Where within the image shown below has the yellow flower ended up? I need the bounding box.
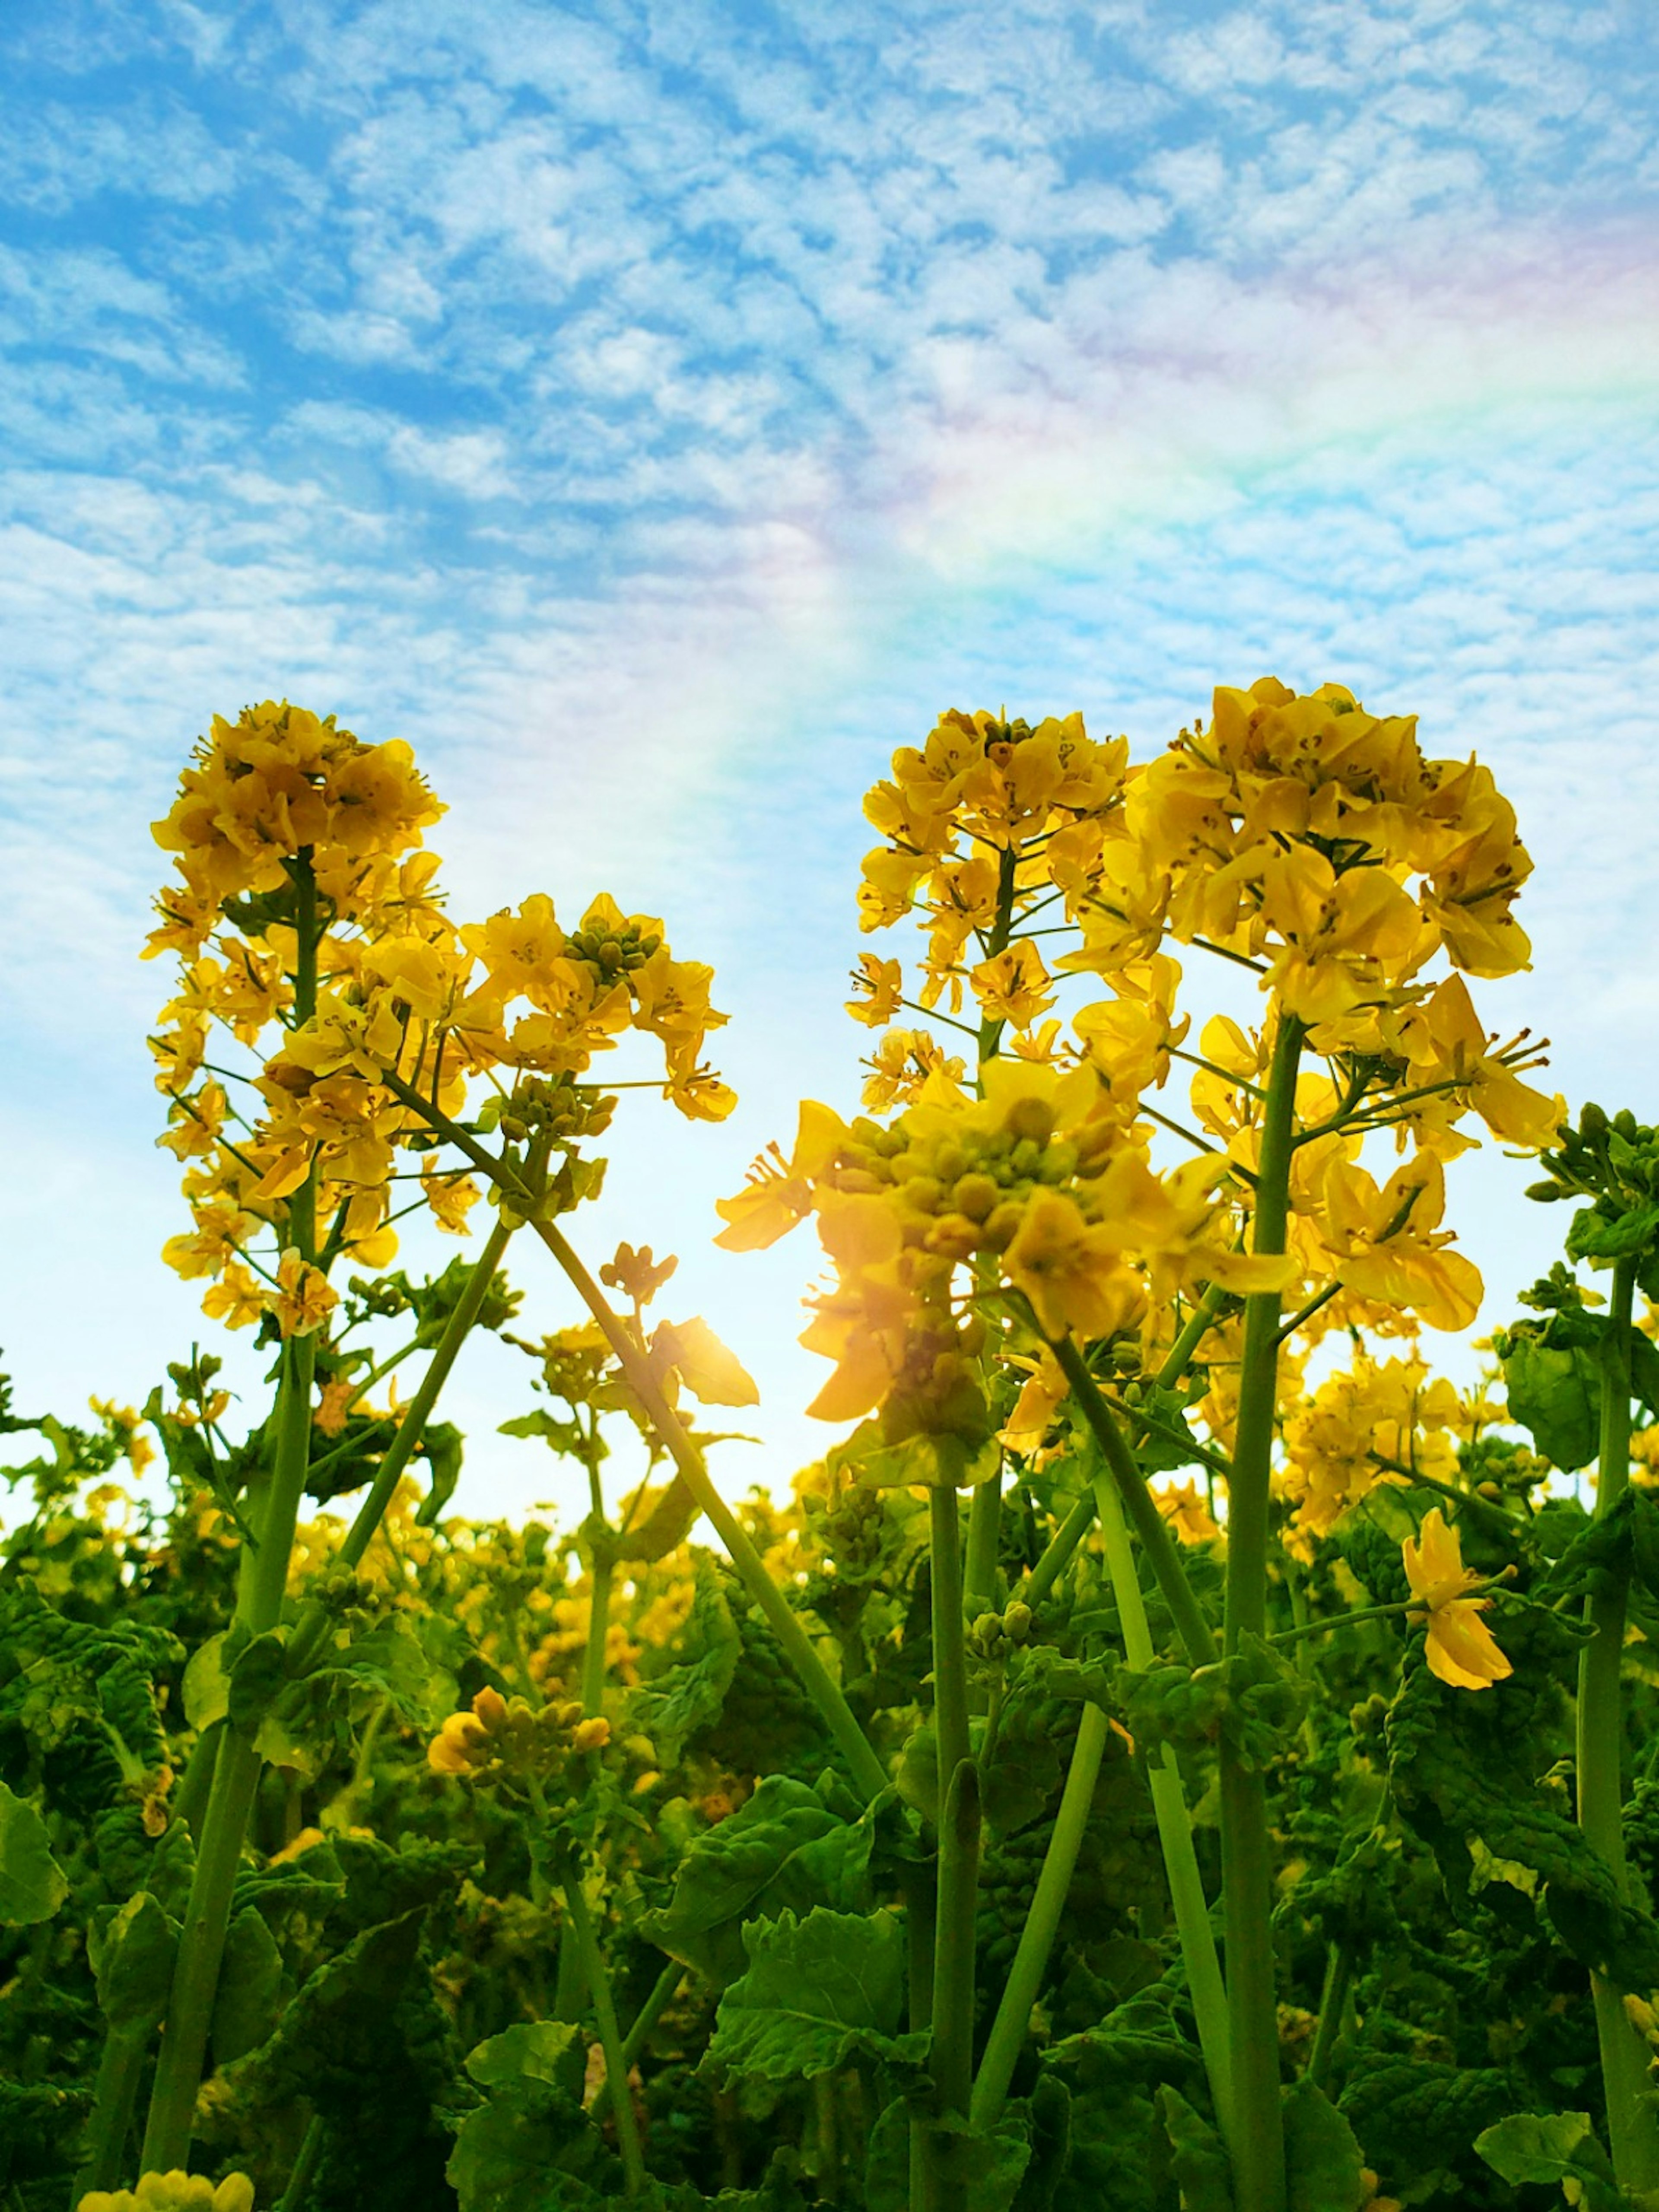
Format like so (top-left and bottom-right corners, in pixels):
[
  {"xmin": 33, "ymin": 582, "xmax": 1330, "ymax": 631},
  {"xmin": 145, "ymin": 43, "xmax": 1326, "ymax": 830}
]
[
  {"xmin": 1155, "ymin": 1479, "xmax": 1220, "ymax": 1545},
  {"xmin": 421, "ymin": 1164, "xmax": 481, "ymax": 1234},
  {"xmin": 969, "ymin": 941, "xmax": 1055, "ymax": 1030},
  {"xmin": 1402, "ymin": 1508, "xmax": 1511, "ymax": 1691},
  {"xmin": 79, "ymin": 2174, "xmax": 255, "ymax": 2212},
  {"xmin": 649, "ymin": 1316, "xmax": 760, "ymax": 1408},
  {"xmin": 859, "ymin": 1029, "xmax": 965, "ymax": 1113},
  {"xmin": 846, "ymin": 954, "xmax": 903, "ymax": 1027},
  {"xmin": 715, "ymin": 1101, "xmax": 849, "ymax": 1252},
  {"xmin": 272, "ymin": 1250, "xmax": 338, "ymax": 1338},
  {"xmin": 1003, "ymin": 1190, "xmax": 1146, "ymax": 1343},
  {"xmin": 1314, "ymin": 1153, "xmax": 1482, "ymax": 1333}
]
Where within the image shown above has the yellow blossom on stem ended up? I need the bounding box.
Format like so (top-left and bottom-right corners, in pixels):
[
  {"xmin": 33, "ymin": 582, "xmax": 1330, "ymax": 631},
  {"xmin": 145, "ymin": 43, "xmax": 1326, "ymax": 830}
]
[
  {"xmin": 846, "ymin": 953, "xmax": 903, "ymax": 1027},
  {"xmin": 1402, "ymin": 1507, "xmax": 1512, "ymax": 1690},
  {"xmin": 1155, "ymin": 1479, "xmax": 1221, "ymax": 1545},
  {"xmin": 273, "ymin": 1250, "xmax": 337, "ymax": 1338}
]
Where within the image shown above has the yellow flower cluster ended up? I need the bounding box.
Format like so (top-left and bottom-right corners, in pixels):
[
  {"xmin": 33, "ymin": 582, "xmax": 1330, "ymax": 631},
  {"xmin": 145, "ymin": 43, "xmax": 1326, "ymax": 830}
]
[
  {"xmin": 718, "ymin": 1058, "xmax": 1289, "ymax": 1431},
  {"xmin": 1402, "ymin": 1507, "xmax": 1512, "ymax": 1691},
  {"xmin": 79, "ymin": 2176, "xmax": 253, "ymax": 2212},
  {"xmin": 1278, "ymin": 1354, "xmax": 1468, "ymax": 1546},
  {"xmin": 149, "ymin": 702, "xmax": 735, "ymax": 1336},
  {"xmin": 427, "ymin": 1684, "xmax": 610, "ymax": 1778},
  {"xmin": 726, "ymin": 680, "xmax": 1560, "ymax": 1490}
]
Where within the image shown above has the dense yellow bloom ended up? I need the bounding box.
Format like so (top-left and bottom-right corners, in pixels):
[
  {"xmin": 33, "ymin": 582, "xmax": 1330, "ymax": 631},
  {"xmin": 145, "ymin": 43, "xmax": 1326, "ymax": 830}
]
[
  {"xmin": 1402, "ymin": 1507, "xmax": 1512, "ymax": 1691},
  {"xmin": 79, "ymin": 2175, "xmax": 254, "ymax": 2212},
  {"xmin": 858, "ymin": 1029, "xmax": 966, "ymax": 1113},
  {"xmin": 1155, "ymin": 1479, "xmax": 1221, "ymax": 1544},
  {"xmin": 1280, "ymin": 1354, "xmax": 1462, "ymax": 1542}
]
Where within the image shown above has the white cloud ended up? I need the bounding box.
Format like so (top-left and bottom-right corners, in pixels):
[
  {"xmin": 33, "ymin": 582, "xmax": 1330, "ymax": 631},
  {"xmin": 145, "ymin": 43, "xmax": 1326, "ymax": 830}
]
[{"xmin": 1, "ymin": 0, "xmax": 1656, "ymax": 1513}]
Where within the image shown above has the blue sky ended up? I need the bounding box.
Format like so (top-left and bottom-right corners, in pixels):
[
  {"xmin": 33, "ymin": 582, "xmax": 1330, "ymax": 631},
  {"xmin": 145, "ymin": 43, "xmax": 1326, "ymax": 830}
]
[{"xmin": 3, "ymin": 0, "xmax": 1657, "ymax": 1521}]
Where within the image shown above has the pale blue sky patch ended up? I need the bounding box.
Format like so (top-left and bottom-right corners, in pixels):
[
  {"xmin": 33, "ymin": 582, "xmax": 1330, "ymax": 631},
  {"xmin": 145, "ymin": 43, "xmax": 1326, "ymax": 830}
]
[{"xmin": 2, "ymin": 0, "xmax": 1656, "ymax": 1520}]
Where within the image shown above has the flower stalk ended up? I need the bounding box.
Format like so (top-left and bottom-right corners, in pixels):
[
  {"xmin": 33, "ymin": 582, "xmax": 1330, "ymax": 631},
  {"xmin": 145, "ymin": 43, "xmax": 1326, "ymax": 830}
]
[
  {"xmin": 1216, "ymin": 1011, "xmax": 1303, "ymax": 2212},
  {"xmin": 1577, "ymin": 1251, "xmax": 1659, "ymax": 2189}
]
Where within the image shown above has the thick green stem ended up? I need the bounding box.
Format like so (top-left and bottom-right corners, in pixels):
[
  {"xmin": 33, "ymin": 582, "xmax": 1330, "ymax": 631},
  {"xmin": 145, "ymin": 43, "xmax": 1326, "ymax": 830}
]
[
  {"xmin": 971, "ymin": 1703, "xmax": 1107, "ymax": 2131},
  {"xmin": 927, "ymin": 1758, "xmax": 982, "ymax": 2212},
  {"xmin": 532, "ymin": 1216, "xmax": 890, "ymax": 1803},
  {"xmin": 564, "ymin": 1873, "xmax": 648, "ymax": 2197},
  {"xmin": 286, "ymin": 1217, "xmax": 515, "ymax": 1675},
  {"xmin": 70, "ymin": 2022, "xmax": 149, "ymax": 2200},
  {"xmin": 1217, "ymin": 1012, "xmax": 1303, "ymax": 2212},
  {"xmin": 142, "ymin": 1317, "xmax": 318, "ymax": 2170},
  {"xmin": 975, "ymin": 842, "xmax": 1020, "ymax": 1069},
  {"xmin": 139, "ymin": 1728, "xmax": 262, "ymax": 2168},
  {"xmin": 1049, "ymin": 1336, "xmax": 1216, "ymax": 1667},
  {"xmin": 963, "ymin": 1471, "xmax": 1002, "ymax": 1621},
  {"xmin": 1578, "ymin": 1253, "xmax": 1659, "ymax": 2188}
]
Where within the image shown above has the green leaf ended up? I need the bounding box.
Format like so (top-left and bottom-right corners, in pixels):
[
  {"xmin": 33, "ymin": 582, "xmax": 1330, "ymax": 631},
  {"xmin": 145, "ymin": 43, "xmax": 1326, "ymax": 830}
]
[
  {"xmin": 1282, "ymin": 2079, "xmax": 1368, "ymax": 2212},
  {"xmin": 626, "ymin": 1562, "xmax": 739, "ymax": 1763},
  {"xmin": 1157, "ymin": 2085, "xmax": 1233, "ymax": 2212},
  {"xmin": 92, "ymin": 1890, "xmax": 175, "ymax": 2031},
  {"xmin": 1501, "ymin": 1335, "xmax": 1601, "ymax": 1471},
  {"xmin": 702, "ymin": 1907, "xmax": 926, "ymax": 2086},
  {"xmin": 211, "ymin": 1905, "xmax": 285, "ymax": 2065},
  {"xmin": 416, "ymin": 1421, "xmax": 464, "ymax": 1525},
  {"xmin": 448, "ymin": 2020, "xmax": 619, "ymax": 2211},
  {"xmin": 864, "ymin": 2100, "xmax": 1034, "ymax": 2212},
  {"xmin": 616, "ymin": 1472, "xmax": 702, "ymax": 1564},
  {"xmin": 229, "ymin": 1629, "xmax": 289, "ymax": 1736},
  {"xmin": 465, "ymin": 2020, "xmax": 585, "ymax": 2094},
  {"xmin": 830, "ymin": 1424, "xmax": 1000, "ymax": 1491},
  {"xmin": 1475, "ymin": 2110, "xmax": 1619, "ymax": 2208},
  {"xmin": 0, "ymin": 1780, "xmax": 67, "ymax": 1926},
  {"xmin": 1569, "ymin": 1199, "xmax": 1659, "ymax": 1263},
  {"xmin": 183, "ymin": 1631, "xmax": 232, "ymax": 1732},
  {"xmin": 639, "ymin": 1776, "xmax": 849, "ymax": 1987}
]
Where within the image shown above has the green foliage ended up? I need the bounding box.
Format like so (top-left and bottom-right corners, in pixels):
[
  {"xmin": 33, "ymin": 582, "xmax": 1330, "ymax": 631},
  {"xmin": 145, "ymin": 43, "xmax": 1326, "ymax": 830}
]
[
  {"xmin": 627, "ymin": 1562, "xmax": 741, "ymax": 1762},
  {"xmin": 702, "ymin": 1906, "xmax": 926, "ymax": 2087},
  {"xmin": 0, "ymin": 1780, "xmax": 67, "ymax": 1925},
  {"xmin": 1475, "ymin": 2110, "xmax": 1621, "ymax": 2209}
]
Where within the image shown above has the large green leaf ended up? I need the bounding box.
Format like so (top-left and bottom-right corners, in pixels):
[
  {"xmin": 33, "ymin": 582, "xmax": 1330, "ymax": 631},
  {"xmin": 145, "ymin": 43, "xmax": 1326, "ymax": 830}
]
[
  {"xmin": 1500, "ymin": 1336, "xmax": 1601, "ymax": 1471},
  {"xmin": 702, "ymin": 1906, "xmax": 926, "ymax": 2086},
  {"xmin": 864, "ymin": 2099, "xmax": 1033, "ymax": 2212},
  {"xmin": 92, "ymin": 1890, "xmax": 175, "ymax": 2030},
  {"xmin": 1157, "ymin": 2086, "xmax": 1233, "ymax": 2212},
  {"xmin": 0, "ymin": 1781, "xmax": 67, "ymax": 1926},
  {"xmin": 1475, "ymin": 2111, "xmax": 1619, "ymax": 2209},
  {"xmin": 1283, "ymin": 2079, "xmax": 1368, "ymax": 2212},
  {"xmin": 639, "ymin": 1774, "xmax": 845, "ymax": 1984}
]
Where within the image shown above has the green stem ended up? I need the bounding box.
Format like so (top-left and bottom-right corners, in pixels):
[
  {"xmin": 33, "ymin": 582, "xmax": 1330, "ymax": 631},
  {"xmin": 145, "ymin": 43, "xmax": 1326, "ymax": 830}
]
[
  {"xmin": 963, "ymin": 1470, "xmax": 1003, "ymax": 1621},
  {"xmin": 620, "ymin": 1958, "xmax": 684, "ymax": 2074},
  {"xmin": 1578, "ymin": 1252, "xmax": 1659, "ymax": 2189},
  {"xmin": 1217, "ymin": 1011, "xmax": 1303, "ymax": 2212},
  {"xmin": 138, "ymin": 1729, "xmax": 263, "ymax": 2168},
  {"xmin": 532, "ymin": 1216, "xmax": 890, "ymax": 1804},
  {"xmin": 1306, "ymin": 1942, "xmax": 1353, "ymax": 2093},
  {"xmin": 976, "ymin": 842, "xmax": 1020, "ymax": 1069},
  {"xmin": 1049, "ymin": 1336, "xmax": 1216, "ymax": 1667},
  {"xmin": 1019, "ymin": 1490, "xmax": 1095, "ymax": 1610},
  {"xmin": 70, "ymin": 2023, "xmax": 149, "ymax": 2201},
  {"xmin": 927, "ymin": 1757, "xmax": 982, "ymax": 2212},
  {"xmin": 931, "ymin": 1486, "xmax": 971, "ymax": 1785},
  {"xmin": 563, "ymin": 1872, "xmax": 648, "ymax": 2197},
  {"xmin": 1094, "ymin": 1465, "xmax": 1233, "ymax": 2142},
  {"xmin": 141, "ymin": 1318, "xmax": 318, "ymax": 2169},
  {"xmin": 556, "ymin": 1537, "xmax": 616, "ymax": 2023},
  {"xmin": 970, "ymin": 1703, "xmax": 1108, "ymax": 2132},
  {"xmin": 278, "ymin": 2113, "xmax": 326, "ymax": 2212},
  {"xmin": 287, "ymin": 1218, "xmax": 515, "ymax": 1676},
  {"xmin": 581, "ymin": 1547, "xmax": 616, "ymax": 1718},
  {"xmin": 1157, "ymin": 1286, "xmax": 1228, "ymax": 1389}
]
